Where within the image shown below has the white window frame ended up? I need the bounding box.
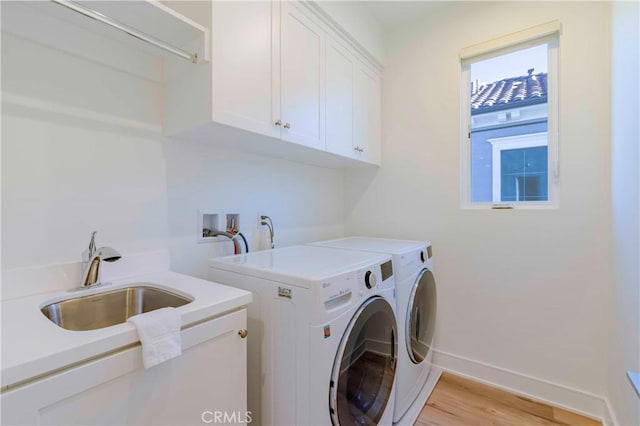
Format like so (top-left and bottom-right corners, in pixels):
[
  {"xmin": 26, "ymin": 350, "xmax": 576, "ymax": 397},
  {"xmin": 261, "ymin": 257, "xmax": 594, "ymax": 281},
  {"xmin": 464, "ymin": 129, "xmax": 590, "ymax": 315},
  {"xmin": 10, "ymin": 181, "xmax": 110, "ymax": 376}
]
[
  {"xmin": 460, "ymin": 21, "xmax": 561, "ymax": 209},
  {"xmin": 487, "ymin": 132, "xmax": 548, "ymax": 202}
]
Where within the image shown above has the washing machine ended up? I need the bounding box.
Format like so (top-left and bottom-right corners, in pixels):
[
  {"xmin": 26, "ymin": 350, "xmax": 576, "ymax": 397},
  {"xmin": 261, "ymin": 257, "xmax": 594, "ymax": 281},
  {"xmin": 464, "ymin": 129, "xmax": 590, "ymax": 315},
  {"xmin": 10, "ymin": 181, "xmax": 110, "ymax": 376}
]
[
  {"xmin": 308, "ymin": 238, "xmax": 439, "ymax": 425},
  {"xmin": 208, "ymin": 245, "xmax": 398, "ymax": 426}
]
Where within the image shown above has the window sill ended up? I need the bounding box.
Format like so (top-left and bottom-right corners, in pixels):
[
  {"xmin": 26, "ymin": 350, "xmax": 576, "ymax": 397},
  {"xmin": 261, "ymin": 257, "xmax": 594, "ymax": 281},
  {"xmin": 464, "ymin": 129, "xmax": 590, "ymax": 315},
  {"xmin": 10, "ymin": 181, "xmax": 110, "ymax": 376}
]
[{"xmin": 461, "ymin": 202, "xmax": 558, "ymax": 210}]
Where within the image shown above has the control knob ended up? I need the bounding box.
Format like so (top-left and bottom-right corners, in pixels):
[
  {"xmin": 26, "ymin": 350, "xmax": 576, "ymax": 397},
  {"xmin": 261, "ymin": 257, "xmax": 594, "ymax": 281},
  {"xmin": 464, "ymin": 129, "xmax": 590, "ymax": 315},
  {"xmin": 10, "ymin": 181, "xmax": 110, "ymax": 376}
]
[{"xmin": 364, "ymin": 271, "xmax": 377, "ymax": 289}]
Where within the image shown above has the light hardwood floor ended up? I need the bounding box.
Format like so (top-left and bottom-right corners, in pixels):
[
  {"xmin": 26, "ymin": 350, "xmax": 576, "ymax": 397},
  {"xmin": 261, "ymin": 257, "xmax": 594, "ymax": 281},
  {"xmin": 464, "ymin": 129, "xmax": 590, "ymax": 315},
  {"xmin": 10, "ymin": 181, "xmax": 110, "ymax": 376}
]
[{"xmin": 415, "ymin": 373, "xmax": 602, "ymax": 426}]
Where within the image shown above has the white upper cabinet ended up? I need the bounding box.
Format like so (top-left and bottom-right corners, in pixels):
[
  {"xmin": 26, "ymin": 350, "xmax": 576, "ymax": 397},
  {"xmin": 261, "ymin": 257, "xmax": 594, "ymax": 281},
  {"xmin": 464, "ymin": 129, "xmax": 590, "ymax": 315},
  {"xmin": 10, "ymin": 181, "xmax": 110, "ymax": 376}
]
[
  {"xmin": 325, "ymin": 35, "xmax": 382, "ymax": 165},
  {"xmin": 2, "ymin": 0, "xmax": 381, "ymax": 166},
  {"xmin": 164, "ymin": 1, "xmax": 382, "ymax": 167},
  {"xmin": 325, "ymin": 36, "xmax": 356, "ymax": 159},
  {"xmin": 354, "ymin": 65, "xmax": 382, "ymax": 165},
  {"xmin": 211, "ymin": 1, "xmax": 279, "ymax": 139},
  {"xmin": 279, "ymin": 2, "xmax": 325, "ymax": 150}
]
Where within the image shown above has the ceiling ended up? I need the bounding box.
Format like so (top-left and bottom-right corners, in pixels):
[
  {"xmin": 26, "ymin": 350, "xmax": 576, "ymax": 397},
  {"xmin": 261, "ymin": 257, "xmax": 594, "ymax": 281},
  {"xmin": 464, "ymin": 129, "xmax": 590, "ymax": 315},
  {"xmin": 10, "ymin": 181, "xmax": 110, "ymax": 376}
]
[{"xmin": 362, "ymin": 1, "xmax": 452, "ymax": 31}]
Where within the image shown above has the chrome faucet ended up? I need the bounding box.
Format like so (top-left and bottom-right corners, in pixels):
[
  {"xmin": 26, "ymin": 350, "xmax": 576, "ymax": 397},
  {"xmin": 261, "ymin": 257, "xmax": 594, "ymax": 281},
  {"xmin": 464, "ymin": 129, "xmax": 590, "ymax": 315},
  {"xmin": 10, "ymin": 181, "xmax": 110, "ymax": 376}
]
[{"xmin": 81, "ymin": 231, "xmax": 121, "ymax": 288}]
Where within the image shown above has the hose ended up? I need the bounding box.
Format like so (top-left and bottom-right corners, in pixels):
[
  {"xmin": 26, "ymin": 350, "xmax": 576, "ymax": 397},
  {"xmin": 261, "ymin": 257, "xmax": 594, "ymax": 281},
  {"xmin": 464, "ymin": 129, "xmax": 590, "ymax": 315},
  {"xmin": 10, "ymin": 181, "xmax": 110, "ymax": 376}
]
[
  {"xmin": 237, "ymin": 232, "xmax": 249, "ymax": 253},
  {"xmin": 208, "ymin": 230, "xmax": 242, "ymax": 254}
]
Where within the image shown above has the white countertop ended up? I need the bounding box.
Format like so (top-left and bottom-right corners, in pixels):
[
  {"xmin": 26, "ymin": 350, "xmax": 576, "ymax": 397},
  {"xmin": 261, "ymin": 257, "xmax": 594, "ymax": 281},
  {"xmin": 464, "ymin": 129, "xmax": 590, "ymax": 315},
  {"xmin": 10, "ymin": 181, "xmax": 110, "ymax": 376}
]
[{"xmin": 1, "ymin": 270, "xmax": 251, "ymax": 389}]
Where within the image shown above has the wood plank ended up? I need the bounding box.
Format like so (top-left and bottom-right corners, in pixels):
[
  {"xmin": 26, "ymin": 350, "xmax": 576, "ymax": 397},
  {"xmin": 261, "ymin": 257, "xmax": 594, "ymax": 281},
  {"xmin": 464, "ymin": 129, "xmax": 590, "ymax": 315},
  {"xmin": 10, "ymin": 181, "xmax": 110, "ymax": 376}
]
[
  {"xmin": 416, "ymin": 372, "xmax": 601, "ymax": 426},
  {"xmin": 552, "ymin": 407, "xmax": 601, "ymax": 426},
  {"xmin": 437, "ymin": 373, "xmax": 555, "ymax": 421}
]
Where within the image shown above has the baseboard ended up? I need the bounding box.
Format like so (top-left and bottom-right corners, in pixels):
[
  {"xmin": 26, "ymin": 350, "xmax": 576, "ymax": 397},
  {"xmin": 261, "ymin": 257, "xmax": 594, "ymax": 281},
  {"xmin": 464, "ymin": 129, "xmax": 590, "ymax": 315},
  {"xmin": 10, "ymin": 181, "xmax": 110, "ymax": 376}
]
[
  {"xmin": 432, "ymin": 349, "xmax": 607, "ymax": 422},
  {"xmin": 602, "ymin": 397, "xmax": 620, "ymax": 426}
]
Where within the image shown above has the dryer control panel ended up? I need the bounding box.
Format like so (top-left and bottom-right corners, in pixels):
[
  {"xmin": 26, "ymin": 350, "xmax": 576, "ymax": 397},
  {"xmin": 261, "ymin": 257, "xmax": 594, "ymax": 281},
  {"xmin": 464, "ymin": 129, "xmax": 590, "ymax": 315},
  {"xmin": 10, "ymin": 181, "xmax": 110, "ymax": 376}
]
[{"xmin": 396, "ymin": 245, "xmax": 433, "ymax": 281}]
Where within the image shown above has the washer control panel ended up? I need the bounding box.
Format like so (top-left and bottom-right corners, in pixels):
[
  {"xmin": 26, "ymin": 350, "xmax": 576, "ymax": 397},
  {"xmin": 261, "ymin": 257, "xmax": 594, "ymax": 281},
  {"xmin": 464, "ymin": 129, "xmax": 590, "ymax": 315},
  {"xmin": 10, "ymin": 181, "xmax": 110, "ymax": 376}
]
[
  {"xmin": 321, "ymin": 276, "xmax": 353, "ymax": 306},
  {"xmin": 380, "ymin": 259, "xmax": 393, "ymax": 281},
  {"xmin": 358, "ymin": 260, "xmax": 393, "ymax": 293},
  {"xmin": 364, "ymin": 270, "xmax": 377, "ymax": 289},
  {"xmin": 316, "ymin": 256, "xmax": 394, "ymax": 320}
]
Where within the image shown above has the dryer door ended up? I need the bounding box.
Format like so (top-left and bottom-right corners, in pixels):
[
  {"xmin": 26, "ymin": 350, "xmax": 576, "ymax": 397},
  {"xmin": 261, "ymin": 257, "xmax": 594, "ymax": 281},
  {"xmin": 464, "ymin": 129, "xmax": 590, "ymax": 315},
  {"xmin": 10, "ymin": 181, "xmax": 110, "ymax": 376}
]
[
  {"xmin": 406, "ymin": 269, "xmax": 437, "ymax": 364},
  {"xmin": 329, "ymin": 296, "xmax": 397, "ymax": 426}
]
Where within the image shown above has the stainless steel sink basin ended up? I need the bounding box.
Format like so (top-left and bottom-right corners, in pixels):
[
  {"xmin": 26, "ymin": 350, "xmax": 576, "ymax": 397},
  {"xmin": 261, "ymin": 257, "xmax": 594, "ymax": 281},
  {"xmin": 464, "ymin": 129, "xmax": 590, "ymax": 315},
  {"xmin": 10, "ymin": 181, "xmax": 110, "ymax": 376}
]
[{"xmin": 41, "ymin": 285, "xmax": 193, "ymax": 331}]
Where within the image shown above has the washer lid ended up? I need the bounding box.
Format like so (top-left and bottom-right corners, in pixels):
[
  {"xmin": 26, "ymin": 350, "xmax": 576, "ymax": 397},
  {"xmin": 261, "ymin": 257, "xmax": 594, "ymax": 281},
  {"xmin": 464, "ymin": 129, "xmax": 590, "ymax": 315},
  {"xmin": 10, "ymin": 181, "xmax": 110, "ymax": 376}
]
[
  {"xmin": 330, "ymin": 296, "xmax": 397, "ymax": 425},
  {"xmin": 207, "ymin": 245, "xmax": 390, "ymax": 288},
  {"xmin": 407, "ymin": 269, "xmax": 437, "ymax": 364}
]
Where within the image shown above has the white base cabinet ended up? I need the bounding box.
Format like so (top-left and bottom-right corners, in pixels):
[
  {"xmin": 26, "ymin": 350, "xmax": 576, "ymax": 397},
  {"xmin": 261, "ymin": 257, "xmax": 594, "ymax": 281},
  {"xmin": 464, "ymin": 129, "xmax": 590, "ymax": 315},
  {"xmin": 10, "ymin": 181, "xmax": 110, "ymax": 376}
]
[{"xmin": 1, "ymin": 309, "xmax": 247, "ymax": 426}]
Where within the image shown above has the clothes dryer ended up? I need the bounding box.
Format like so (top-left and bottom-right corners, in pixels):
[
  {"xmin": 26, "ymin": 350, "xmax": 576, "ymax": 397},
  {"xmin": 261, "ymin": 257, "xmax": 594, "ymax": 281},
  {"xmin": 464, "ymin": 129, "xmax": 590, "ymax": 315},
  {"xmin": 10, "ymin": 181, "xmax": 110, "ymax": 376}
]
[
  {"xmin": 308, "ymin": 238, "xmax": 439, "ymax": 425},
  {"xmin": 208, "ymin": 245, "xmax": 398, "ymax": 425}
]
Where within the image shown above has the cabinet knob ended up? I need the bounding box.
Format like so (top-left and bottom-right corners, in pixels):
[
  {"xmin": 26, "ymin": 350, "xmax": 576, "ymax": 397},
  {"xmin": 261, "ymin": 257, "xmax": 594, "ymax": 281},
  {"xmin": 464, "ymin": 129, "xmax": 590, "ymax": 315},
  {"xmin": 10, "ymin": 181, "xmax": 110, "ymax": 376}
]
[
  {"xmin": 283, "ymin": 122, "xmax": 291, "ymax": 129},
  {"xmin": 238, "ymin": 329, "xmax": 248, "ymax": 339},
  {"xmin": 274, "ymin": 120, "xmax": 282, "ymax": 127},
  {"xmin": 353, "ymin": 146, "xmax": 364, "ymax": 153}
]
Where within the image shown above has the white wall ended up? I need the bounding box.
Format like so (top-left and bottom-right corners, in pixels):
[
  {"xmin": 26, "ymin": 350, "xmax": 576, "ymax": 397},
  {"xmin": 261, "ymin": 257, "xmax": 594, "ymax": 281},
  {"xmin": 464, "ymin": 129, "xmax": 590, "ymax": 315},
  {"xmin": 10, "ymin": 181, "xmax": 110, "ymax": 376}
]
[
  {"xmin": 159, "ymin": 0, "xmax": 349, "ymax": 280},
  {"xmin": 609, "ymin": 2, "xmax": 640, "ymax": 424},
  {"xmin": 315, "ymin": 1, "xmax": 385, "ymax": 64},
  {"xmin": 345, "ymin": 1, "xmax": 611, "ymax": 416},
  {"xmin": 1, "ymin": 34, "xmax": 168, "ymax": 270},
  {"xmin": 165, "ymin": 138, "xmax": 345, "ymax": 279},
  {"xmin": 1, "ymin": 35, "xmax": 346, "ymax": 287}
]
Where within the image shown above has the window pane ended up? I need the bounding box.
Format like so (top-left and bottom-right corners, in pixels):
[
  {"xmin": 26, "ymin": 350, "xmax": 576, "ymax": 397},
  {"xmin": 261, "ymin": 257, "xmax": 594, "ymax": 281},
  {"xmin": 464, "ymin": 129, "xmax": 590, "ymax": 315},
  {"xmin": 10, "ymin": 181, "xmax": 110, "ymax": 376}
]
[
  {"xmin": 500, "ymin": 147, "xmax": 548, "ymax": 201},
  {"xmin": 469, "ymin": 44, "xmax": 549, "ymax": 203}
]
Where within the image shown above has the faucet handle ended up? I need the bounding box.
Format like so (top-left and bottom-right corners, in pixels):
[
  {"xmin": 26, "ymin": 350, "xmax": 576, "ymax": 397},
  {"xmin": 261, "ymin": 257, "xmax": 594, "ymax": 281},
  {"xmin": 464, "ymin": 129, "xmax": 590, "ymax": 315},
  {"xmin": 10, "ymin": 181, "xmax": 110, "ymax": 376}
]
[{"xmin": 82, "ymin": 231, "xmax": 97, "ymax": 262}]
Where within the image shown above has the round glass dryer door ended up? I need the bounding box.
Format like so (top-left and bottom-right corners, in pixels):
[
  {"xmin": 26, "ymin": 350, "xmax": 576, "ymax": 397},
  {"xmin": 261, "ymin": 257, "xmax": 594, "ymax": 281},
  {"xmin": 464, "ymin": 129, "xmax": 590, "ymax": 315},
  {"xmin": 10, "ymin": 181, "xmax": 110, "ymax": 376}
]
[
  {"xmin": 330, "ymin": 296, "xmax": 397, "ymax": 426},
  {"xmin": 407, "ymin": 269, "xmax": 437, "ymax": 364}
]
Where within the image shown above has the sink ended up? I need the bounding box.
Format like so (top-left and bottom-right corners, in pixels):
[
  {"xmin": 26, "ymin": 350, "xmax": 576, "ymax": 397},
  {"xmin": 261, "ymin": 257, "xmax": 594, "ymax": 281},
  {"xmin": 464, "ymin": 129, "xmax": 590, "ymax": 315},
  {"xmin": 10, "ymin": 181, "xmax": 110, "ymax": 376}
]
[{"xmin": 41, "ymin": 285, "xmax": 193, "ymax": 331}]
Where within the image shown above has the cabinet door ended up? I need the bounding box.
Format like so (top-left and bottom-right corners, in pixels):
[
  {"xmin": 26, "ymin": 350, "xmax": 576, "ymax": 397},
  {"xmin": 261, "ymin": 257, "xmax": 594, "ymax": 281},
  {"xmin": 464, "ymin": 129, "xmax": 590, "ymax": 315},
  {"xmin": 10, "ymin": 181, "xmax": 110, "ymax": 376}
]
[
  {"xmin": 354, "ymin": 64, "xmax": 382, "ymax": 165},
  {"xmin": 1, "ymin": 310, "xmax": 247, "ymax": 426},
  {"xmin": 279, "ymin": 2, "xmax": 325, "ymax": 150},
  {"xmin": 211, "ymin": 2, "xmax": 280, "ymax": 138},
  {"xmin": 325, "ymin": 36, "xmax": 356, "ymax": 158}
]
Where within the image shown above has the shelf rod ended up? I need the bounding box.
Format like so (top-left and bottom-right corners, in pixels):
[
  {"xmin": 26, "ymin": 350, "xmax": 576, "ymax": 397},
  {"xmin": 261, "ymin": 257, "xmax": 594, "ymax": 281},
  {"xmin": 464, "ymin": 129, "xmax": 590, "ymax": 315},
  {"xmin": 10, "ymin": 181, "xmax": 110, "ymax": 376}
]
[{"xmin": 49, "ymin": 0, "xmax": 199, "ymax": 64}]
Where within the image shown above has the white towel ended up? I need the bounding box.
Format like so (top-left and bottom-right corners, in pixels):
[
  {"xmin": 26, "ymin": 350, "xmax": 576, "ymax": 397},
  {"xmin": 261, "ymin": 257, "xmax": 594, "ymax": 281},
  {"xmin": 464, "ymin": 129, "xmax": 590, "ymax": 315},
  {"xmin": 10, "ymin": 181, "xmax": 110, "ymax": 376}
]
[{"xmin": 127, "ymin": 307, "xmax": 182, "ymax": 369}]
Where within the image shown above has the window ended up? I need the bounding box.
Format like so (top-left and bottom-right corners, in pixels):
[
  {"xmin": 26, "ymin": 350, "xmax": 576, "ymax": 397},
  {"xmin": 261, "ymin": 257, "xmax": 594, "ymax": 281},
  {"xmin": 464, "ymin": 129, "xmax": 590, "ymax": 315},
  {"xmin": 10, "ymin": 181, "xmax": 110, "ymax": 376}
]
[{"xmin": 460, "ymin": 22, "xmax": 560, "ymax": 208}]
